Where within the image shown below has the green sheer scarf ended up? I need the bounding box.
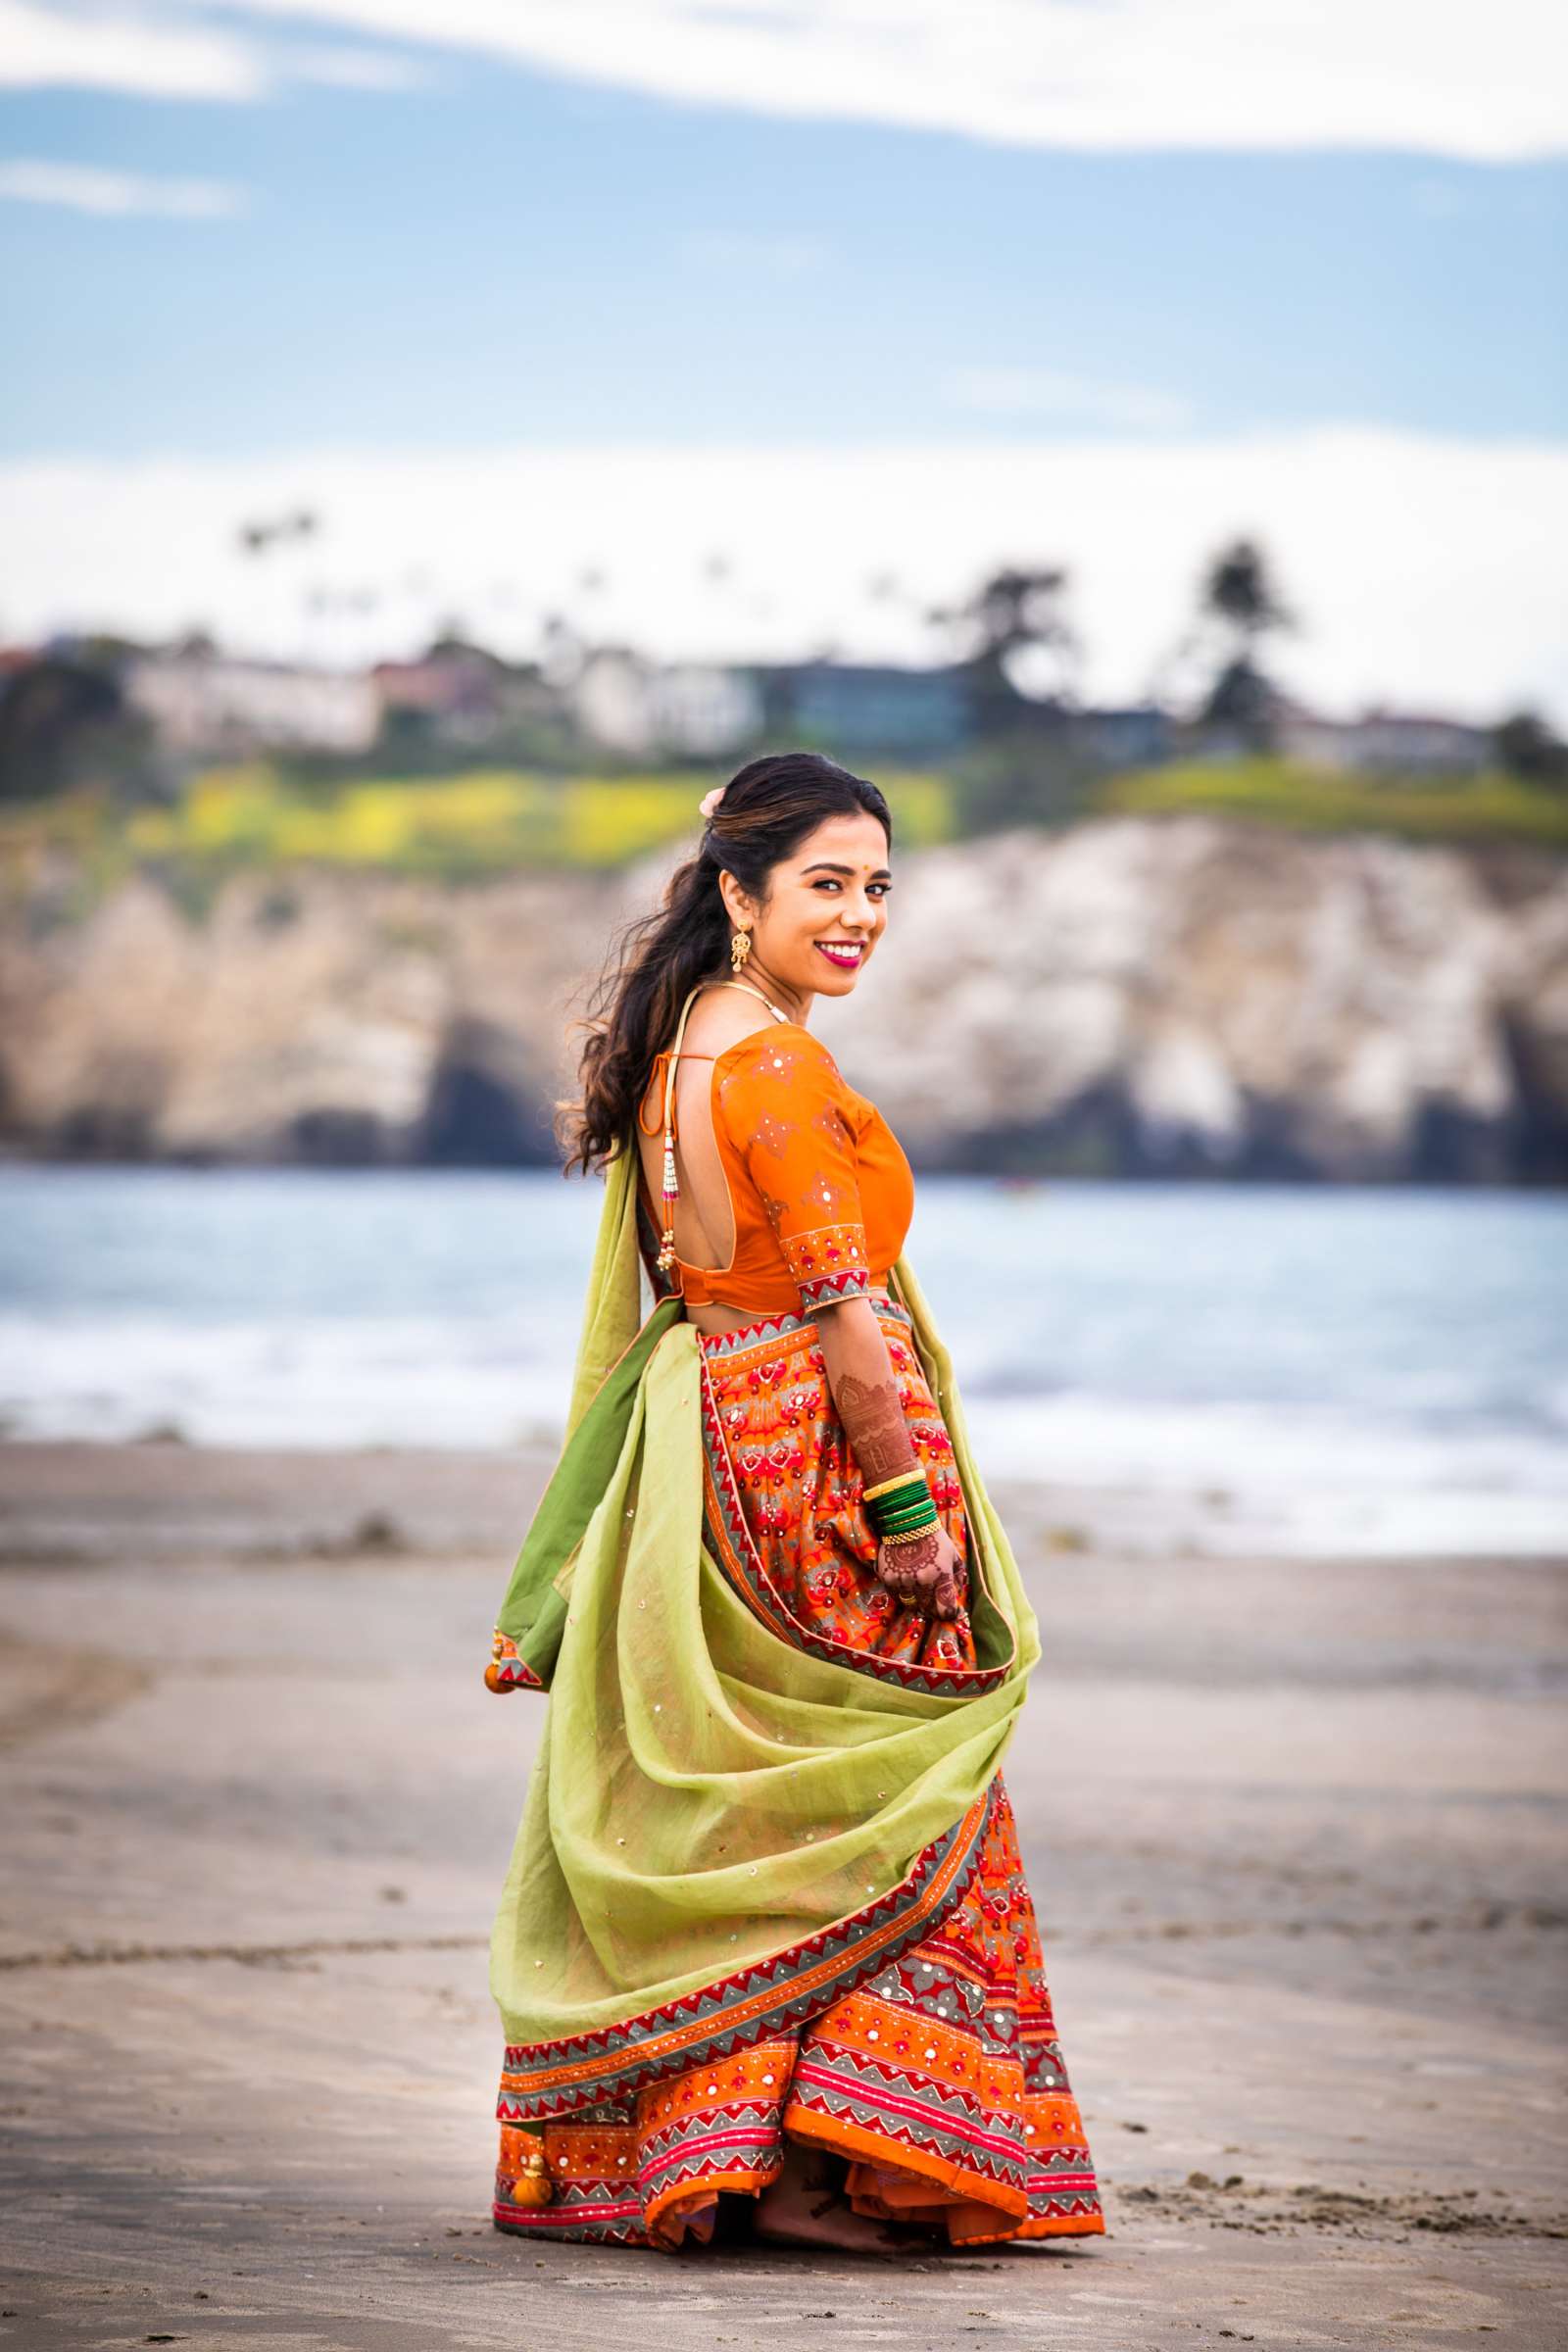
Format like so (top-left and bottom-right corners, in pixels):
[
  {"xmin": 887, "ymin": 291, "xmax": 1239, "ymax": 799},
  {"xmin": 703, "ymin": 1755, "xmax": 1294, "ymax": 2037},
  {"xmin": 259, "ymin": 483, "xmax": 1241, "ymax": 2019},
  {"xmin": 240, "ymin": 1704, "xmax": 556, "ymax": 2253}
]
[{"xmin": 489, "ymin": 1146, "xmax": 1041, "ymax": 2050}]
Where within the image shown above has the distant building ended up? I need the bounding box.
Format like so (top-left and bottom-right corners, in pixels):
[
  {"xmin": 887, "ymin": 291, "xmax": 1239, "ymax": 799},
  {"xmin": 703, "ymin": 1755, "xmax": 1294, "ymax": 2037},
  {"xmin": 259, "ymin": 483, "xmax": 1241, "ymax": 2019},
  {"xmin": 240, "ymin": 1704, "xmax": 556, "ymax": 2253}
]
[
  {"xmin": 1069, "ymin": 705, "xmax": 1173, "ymax": 770},
  {"xmin": 1343, "ymin": 710, "xmax": 1493, "ymax": 776},
  {"xmin": 1271, "ymin": 708, "xmax": 1349, "ymax": 768},
  {"xmin": 372, "ymin": 650, "xmax": 502, "ymax": 745},
  {"xmin": 572, "ymin": 660, "xmax": 1177, "ymax": 767},
  {"xmin": 571, "ymin": 651, "xmax": 763, "ymax": 760},
  {"xmin": 753, "ymin": 662, "xmax": 972, "ymax": 757},
  {"xmin": 1276, "ymin": 703, "xmax": 1493, "ymax": 777},
  {"xmin": 125, "ymin": 652, "xmax": 379, "ymax": 757},
  {"xmin": 653, "ymin": 664, "xmax": 764, "ymax": 760}
]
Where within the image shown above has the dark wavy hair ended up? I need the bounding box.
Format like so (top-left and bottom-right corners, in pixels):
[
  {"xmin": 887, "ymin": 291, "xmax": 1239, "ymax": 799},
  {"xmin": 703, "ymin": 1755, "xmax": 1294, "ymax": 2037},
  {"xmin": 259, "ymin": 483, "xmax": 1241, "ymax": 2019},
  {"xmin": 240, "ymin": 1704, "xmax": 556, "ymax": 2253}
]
[{"xmin": 560, "ymin": 750, "xmax": 892, "ymax": 1174}]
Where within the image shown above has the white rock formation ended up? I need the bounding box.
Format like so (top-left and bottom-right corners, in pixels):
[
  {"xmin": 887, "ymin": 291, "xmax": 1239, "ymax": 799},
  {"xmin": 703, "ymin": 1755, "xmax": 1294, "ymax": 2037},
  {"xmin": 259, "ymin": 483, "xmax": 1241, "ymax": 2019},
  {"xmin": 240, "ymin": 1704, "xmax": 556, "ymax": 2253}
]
[{"xmin": 1, "ymin": 819, "xmax": 1564, "ymax": 1180}]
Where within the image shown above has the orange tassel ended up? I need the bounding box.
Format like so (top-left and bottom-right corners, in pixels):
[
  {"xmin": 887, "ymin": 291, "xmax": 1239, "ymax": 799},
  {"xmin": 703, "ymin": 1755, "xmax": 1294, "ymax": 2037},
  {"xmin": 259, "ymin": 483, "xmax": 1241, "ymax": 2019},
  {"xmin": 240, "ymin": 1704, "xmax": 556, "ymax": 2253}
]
[{"xmin": 508, "ymin": 2142, "xmax": 554, "ymax": 2207}]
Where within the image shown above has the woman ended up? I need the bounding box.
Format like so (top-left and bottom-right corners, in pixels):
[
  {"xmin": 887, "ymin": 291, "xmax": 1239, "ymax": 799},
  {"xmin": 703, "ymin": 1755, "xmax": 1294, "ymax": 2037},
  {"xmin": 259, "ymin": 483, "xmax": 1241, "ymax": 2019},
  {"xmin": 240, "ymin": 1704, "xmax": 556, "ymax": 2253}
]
[{"xmin": 484, "ymin": 752, "xmax": 1104, "ymax": 2254}]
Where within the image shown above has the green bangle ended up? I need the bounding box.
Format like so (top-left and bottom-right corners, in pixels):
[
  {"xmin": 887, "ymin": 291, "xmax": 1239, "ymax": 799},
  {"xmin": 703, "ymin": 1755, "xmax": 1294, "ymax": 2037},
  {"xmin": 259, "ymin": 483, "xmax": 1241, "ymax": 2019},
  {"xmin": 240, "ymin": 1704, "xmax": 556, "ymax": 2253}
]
[
  {"xmin": 871, "ymin": 1482, "xmax": 933, "ymax": 1511},
  {"xmin": 871, "ymin": 1499, "xmax": 938, "ymax": 1535},
  {"xmin": 875, "ymin": 1503, "xmax": 937, "ymax": 1533},
  {"xmin": 869, "ymin": 1484, "xmax": 933, "ymax": 1515},
  {"xmin": 871, "ymin": 1483, "xmax": 934, "ymax": 1513}
]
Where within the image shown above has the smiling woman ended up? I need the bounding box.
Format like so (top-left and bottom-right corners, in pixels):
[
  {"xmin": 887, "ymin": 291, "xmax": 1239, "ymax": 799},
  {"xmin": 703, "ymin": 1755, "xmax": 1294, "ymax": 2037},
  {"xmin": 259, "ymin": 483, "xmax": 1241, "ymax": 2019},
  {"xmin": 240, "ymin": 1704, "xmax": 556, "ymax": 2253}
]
[{"xmin": 482, "ymin": 752, "xmax": 1103, "ymax": 2254}]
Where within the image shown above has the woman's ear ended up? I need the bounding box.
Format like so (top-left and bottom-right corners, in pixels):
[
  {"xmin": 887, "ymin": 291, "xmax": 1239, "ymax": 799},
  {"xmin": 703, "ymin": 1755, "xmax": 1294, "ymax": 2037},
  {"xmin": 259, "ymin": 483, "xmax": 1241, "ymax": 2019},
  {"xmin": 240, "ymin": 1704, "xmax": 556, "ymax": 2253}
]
[{"xmin": 717, "ymin": 870, "xmax": 757, "ymax": 931}]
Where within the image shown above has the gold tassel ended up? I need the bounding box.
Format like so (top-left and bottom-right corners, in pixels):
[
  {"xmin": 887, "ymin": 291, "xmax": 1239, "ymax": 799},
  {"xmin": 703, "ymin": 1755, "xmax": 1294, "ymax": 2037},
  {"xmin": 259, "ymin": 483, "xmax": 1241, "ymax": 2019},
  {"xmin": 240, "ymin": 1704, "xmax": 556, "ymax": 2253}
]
[{"xmin": 657, "ymin": 1120, "xmax": 678, "ymax": 1271}]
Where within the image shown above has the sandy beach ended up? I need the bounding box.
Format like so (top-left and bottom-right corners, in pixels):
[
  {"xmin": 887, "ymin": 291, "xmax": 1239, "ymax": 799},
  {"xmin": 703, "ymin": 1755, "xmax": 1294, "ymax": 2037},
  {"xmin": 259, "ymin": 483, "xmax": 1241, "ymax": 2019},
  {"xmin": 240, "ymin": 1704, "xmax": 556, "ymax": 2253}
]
[{"xmin": 0, "ymin": 1437, "xmax": 1564, "ymax": 2349}]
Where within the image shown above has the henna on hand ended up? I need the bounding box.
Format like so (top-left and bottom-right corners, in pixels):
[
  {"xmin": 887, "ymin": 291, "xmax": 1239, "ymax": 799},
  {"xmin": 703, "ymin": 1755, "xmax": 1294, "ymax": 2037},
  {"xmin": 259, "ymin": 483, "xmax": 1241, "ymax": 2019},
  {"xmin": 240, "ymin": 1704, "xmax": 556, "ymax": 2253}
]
[{"xmin": 875, "ymin": 1526, "xmax": 963, "ymax": 1621}]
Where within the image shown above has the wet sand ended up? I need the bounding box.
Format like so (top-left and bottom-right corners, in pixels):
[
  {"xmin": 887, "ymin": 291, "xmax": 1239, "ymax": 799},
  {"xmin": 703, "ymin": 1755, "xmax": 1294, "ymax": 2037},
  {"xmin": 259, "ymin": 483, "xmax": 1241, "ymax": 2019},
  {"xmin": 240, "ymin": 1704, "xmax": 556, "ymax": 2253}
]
[{"xmin": 0, "ymin": 1439, "xmax": 1564, "ymax": 2350}]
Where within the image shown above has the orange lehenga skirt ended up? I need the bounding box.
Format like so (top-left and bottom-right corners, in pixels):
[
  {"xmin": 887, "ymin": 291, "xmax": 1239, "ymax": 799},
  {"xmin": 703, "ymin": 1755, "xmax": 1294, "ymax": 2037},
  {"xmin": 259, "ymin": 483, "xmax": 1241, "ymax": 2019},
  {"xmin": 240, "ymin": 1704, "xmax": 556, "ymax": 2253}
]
[{"xmin": 493, "ymin": 1289, "xmax": 1104, "ymax": 2251}]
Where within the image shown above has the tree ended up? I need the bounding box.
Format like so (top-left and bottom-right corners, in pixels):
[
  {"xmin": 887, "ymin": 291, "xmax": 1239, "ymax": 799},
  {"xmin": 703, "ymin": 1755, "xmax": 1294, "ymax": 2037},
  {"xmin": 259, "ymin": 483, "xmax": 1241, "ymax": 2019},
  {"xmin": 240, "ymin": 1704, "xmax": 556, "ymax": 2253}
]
[
  {"xmin": 1203, "ymin": 537, "xmax": 1294, "ymax": 643},
  {"xmin": 237, "ymin": 508, "xmax": 319, "ymax": 558},
  {"xmin": 1494, "ymin": 707, "xmax": 1568, "ymax": 788},
  {"xmin": 0, "ymin": 654, "xmax": 165, "ymax": 804},
  {"xmin": 933, "ymin": 564, "xmax": 1081, "ymax": 738},
  {"xmin": 1192, "ymin": 537, "xmax": 1297, "ymax": 753}
]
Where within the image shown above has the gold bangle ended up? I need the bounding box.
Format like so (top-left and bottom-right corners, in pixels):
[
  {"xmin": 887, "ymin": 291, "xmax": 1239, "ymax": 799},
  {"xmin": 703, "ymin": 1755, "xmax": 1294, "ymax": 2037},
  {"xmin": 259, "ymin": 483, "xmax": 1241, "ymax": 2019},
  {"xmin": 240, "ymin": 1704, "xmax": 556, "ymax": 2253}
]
[
  {"xmin": 862, "ymin": 1470, "xmax": 928, "ymax": 1503},
  {"xmin": 880, "ymin": 1521, "xmax": 939, "ymax": 1547}
]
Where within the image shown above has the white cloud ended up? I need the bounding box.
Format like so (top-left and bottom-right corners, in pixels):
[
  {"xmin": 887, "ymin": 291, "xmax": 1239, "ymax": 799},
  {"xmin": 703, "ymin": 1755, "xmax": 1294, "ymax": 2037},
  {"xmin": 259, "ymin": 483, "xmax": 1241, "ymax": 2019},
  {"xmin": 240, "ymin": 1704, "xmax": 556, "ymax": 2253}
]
[
  {"xmin": 3, "ymin": 2, "xmax": 1564, "ymax": 159},
  {"xmin": 0, "ymin": 157, "xmax": 247, "ymax": 214},
  {"xmin": 943, "ymin": 367, "xmax": 1195, "ymax": 431},
  {"xmin": 0, "ymin": 1, "xmax": 264, "ymax": 99},
  {"xmin": 0, "ymin": 3, "xmax": 423, "ymax": 100},
  {"xmin": 2, "ymin": 429, "xmax": 1563, "ymax": 726}
]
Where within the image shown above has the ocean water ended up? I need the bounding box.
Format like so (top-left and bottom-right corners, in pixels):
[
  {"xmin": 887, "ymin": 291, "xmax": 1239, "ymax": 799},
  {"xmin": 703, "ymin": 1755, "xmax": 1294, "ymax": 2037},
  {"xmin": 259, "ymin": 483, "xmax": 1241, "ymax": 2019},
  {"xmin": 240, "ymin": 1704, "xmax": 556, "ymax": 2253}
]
[{"xmin": 2, "ymin": 1164, "xmax": 1565, "ymax": 1558}]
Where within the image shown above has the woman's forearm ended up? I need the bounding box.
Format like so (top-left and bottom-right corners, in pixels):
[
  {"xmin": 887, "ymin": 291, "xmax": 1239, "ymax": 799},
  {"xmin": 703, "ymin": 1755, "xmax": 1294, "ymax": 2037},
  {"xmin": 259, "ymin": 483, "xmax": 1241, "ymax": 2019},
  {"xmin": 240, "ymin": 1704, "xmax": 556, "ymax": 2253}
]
[
  {"xmin": 816, "ymin": 1297, "xmax": 962, "ymax": 1620},
  {"xmin": 814, "ymin": 1296, "xmax": 921, "ymax": 1488}
]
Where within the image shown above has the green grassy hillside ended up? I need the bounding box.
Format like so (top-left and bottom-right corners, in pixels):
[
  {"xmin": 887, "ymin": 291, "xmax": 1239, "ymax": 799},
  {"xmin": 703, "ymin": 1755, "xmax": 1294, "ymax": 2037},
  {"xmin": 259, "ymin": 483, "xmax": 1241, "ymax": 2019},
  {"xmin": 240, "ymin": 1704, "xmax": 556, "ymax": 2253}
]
[
  {"xmin": 1098, "ymin": 758, "xmax": 1568, "ymax": 847},
  {"xmin": 3, "ymin": 758, "xmax": 1563, "ymax": 924},
  {"xmin": 0, "ymin": 763, "xmax": 955, "ymax": 900}
]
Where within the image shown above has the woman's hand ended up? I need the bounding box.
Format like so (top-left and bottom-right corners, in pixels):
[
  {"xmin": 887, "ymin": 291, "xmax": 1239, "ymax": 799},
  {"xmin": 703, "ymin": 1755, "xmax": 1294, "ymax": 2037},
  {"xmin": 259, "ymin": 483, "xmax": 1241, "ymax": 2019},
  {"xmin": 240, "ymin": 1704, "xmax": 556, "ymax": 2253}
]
[
  {"xmin": 874, "ymin": 1523, "xmax": 964, "ymax": 1621},
  {"xmin": 813, "ymin": 1297, "xmax": 964, "ymax": 1620}
]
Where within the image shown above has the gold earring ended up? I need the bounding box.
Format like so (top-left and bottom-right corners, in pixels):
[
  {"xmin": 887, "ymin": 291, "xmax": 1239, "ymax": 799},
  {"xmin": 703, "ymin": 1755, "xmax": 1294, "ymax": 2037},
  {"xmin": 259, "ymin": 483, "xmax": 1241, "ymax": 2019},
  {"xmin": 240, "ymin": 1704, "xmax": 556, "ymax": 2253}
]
[{"xmin": 730, "ymin": 927, "xmax": 752, "ymax": 971}]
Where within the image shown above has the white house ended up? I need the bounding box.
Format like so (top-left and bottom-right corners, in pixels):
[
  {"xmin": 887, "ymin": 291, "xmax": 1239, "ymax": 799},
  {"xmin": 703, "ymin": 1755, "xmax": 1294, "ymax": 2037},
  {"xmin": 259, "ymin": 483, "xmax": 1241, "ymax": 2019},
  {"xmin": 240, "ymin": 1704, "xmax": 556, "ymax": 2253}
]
[
  {"xmin": 125, "ymin": 653, "xmax": 380, "ymax": 756},
  {"xmin": 571, "ymin": 651, "xmax": 762, "ymax": 759}
]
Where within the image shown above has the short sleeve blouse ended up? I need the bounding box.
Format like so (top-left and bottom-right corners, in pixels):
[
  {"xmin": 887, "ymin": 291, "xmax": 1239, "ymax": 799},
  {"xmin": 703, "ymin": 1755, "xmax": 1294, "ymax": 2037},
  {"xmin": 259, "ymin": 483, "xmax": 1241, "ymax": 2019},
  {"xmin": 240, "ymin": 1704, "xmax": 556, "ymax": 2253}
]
[{"xmin": 646, "ymin": 1023, "xmax": 915, "ymax": 1318}]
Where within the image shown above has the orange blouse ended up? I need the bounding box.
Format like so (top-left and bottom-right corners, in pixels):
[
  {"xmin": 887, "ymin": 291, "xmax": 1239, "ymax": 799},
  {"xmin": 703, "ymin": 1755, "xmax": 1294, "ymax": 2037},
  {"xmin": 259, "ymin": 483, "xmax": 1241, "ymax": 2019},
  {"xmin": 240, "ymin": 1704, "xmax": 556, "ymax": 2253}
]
[{"xmin": 639, "ymin": 1022, "xmax": 914, "ymax": 1318}]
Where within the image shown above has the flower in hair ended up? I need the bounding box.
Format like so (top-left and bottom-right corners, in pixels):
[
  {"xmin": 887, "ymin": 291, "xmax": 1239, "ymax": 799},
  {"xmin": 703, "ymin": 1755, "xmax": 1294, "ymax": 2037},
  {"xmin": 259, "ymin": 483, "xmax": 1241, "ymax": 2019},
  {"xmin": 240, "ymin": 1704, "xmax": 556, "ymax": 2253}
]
[{"xmin": 698, "ymin": 783, "xmax": 727, "ymax": 820}]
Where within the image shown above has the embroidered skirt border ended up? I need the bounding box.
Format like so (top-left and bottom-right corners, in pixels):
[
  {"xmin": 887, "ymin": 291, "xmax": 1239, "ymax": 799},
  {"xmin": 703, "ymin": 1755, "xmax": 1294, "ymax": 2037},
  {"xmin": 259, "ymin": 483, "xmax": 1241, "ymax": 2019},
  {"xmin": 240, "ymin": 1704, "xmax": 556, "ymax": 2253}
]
[{"xmin": 498, "ymin": 1783, "xmax": 995, "ymax": 2120}]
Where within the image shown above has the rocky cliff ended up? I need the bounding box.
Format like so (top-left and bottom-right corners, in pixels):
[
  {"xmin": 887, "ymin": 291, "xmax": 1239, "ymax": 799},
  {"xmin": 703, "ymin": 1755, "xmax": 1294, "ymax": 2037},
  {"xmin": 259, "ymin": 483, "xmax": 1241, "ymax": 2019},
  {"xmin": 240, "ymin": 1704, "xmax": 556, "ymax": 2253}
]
[{"xmin": 3, "ymin": 818, "xmax": 1565, "ymax": 1180}]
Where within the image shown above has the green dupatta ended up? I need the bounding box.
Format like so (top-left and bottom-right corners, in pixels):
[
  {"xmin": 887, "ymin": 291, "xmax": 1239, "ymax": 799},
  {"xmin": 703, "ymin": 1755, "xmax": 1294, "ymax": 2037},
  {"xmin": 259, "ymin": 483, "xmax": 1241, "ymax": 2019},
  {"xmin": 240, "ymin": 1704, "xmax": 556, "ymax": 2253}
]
[{"xmin": 488, "ymin": 1146, "xmax": 1041, "ymax": 2065}]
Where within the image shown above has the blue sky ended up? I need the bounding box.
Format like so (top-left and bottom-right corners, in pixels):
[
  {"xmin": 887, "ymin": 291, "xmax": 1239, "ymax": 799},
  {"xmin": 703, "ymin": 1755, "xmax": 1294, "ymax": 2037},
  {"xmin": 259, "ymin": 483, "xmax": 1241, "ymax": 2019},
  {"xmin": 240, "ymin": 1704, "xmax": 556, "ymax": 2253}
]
[
  {"xmin": 1, "ymin": 4, "xmax": 1564, "ymax": 721},
  {"xmin": 4, "ymin": 58, "xmax": 1564, "ymax": 457}
]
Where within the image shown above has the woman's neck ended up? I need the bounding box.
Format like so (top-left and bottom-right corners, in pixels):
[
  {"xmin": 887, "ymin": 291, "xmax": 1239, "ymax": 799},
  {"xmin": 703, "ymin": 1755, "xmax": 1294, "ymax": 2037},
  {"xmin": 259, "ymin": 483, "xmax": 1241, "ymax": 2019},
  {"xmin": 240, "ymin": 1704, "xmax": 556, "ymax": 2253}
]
[{"xmin": 716, "ymin": 957, "xmax": 811, "ymax": 1024}]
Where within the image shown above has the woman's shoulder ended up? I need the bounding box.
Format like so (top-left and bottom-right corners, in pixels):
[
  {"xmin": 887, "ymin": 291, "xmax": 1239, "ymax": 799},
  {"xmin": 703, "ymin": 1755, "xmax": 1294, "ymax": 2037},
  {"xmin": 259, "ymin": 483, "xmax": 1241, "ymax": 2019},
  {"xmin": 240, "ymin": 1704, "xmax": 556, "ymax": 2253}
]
[
  {"xmin": 713, "ymin": 1020, "xmax": 847, "ymax": 1088},
  {"xmin": 713, "ymin": 1023, "xmax": 862, "ymax": 1150}
]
